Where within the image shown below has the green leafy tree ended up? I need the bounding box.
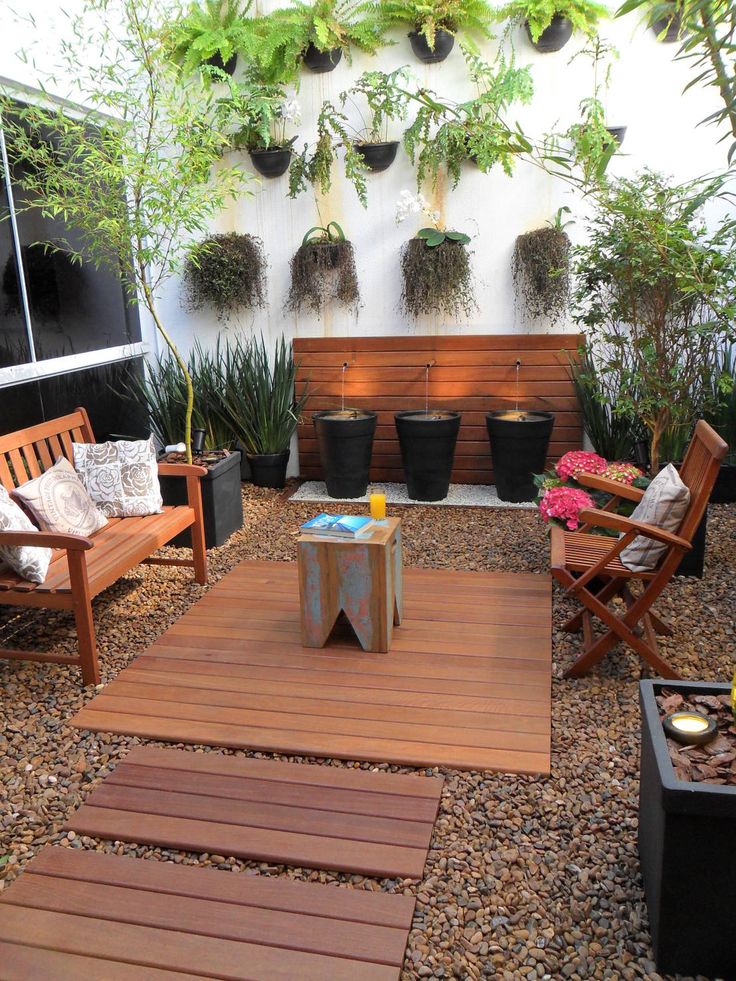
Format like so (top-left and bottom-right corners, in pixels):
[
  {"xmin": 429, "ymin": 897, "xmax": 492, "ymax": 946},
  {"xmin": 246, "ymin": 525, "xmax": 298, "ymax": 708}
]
[
  {"xmin": 571, "ymin": 170, "xmax": 736, "ymax": 470},
  {"xmin": 1, "ymin": 0, "xmax": 251, "ymax": 461},
  {"xmin": 376, "ymin": 0, "xmax": 495, "ymax": 50},
  {"xmin": 495, "ymin": 0, "xmax": 608, "ymax": 42}
]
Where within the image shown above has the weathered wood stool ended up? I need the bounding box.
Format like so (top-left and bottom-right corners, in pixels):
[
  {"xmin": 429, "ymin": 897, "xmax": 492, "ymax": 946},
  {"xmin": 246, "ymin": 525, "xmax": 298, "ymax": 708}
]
[{"xmin": 297, "ymin": 517, "xmax": 403, "ymax": 653}]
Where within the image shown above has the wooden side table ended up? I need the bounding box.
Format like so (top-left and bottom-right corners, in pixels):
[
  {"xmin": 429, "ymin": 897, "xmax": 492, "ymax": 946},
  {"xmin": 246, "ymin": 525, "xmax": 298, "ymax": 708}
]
[{"xmin": 297, "ymin": 517, "xmax": 403, "ymax": 653}]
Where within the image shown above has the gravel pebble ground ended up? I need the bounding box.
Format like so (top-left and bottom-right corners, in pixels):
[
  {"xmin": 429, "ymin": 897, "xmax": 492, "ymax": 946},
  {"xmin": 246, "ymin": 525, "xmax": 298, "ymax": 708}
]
[{"xmin": 1, "ymin": 483, "xmax": 734, "ymax": 981}]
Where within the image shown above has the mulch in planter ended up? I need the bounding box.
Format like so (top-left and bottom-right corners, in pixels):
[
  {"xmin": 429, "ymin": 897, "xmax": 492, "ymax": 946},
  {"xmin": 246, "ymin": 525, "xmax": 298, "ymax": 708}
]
[{"xmin": 657, "ymin": 688, "xmax": 736, "ymax": 785}]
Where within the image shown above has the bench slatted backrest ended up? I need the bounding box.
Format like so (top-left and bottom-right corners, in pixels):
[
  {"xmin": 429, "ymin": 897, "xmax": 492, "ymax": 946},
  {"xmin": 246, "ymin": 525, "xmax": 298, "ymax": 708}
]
[{"xmin": 0, "ymin": 408, "xmax": 96, "ymax": 492}]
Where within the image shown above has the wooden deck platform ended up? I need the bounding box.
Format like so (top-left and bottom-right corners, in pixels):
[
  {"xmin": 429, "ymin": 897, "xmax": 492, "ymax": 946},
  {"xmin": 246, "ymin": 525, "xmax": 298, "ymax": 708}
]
[
  {"xmin": 66, "ymin": 746, "xmax": 443, "ymax": 880},
  {"xmin": 73, "ymin": 560, "xmax": 552, "ymax": 773},
  {"xmin": 0, "ymin": 847, "xmax": 415, "ymax": 979}
]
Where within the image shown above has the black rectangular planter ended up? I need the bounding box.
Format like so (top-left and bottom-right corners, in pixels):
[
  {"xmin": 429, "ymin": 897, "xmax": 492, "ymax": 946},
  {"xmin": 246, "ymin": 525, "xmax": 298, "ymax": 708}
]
[
  {"xmin": 639, "ymin": 679, "xmax": 736, "ymax": 980},
  {"xmin": 159, "ymin": 451, "xmax": 243, "ymax": 549}
]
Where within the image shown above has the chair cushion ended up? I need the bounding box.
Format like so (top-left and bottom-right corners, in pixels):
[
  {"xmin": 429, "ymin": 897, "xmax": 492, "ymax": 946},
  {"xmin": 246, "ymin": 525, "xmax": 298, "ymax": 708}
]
[
  {"xmin": 12, "ymin": 457, "xmax": 108, "ymax": 537},
  {"xmin": 620, "ymin": 464, "xmax": 690, "ymax": 572},
  {"xmin": 0, "ymin": 486, "xmax": 52, "ymax": 583},
  {"xmin": 73, "ymin": 437, "xmax": 163, "ymax": 518}
]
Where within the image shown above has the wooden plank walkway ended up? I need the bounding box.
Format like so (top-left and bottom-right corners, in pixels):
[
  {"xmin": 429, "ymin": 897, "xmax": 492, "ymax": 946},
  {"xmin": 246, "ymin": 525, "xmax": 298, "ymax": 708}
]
[
  {"xmin": 66, "ymin": 746, "xmax": 442, "ymax": 879},
  {"xmin": 0, "ymin": 846, "xmax": 415, "ymax": 980},
  {"xmin": 73, "ymin": 560, "xmax": 552, "ymax": 774}
]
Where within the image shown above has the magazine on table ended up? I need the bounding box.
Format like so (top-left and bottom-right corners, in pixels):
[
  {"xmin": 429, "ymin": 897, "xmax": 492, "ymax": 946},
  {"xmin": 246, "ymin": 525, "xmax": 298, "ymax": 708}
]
[{"xmin": 300, "ymin": 513, "xmax": 375, "ymax": 539}]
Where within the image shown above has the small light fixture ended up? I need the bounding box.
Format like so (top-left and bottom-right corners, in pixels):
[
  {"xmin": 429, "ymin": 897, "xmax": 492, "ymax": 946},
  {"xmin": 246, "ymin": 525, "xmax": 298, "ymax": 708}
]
[{"xmin": 663, "ymin": 711, "xmax": 717, "ymax": 746}]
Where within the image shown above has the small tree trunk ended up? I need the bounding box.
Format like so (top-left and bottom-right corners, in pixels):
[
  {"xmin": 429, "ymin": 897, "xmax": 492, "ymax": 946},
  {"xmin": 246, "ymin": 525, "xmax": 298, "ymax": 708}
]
[{"xmin": 649, "ymin": 408, "xmax": 671, "ymax": 474}]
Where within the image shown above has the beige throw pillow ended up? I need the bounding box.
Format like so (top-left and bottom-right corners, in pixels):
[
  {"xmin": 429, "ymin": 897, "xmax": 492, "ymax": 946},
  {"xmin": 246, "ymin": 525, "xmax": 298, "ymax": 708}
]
[
  {"xmin": 0, "ymin": 485, "xmax": 52, "ymax": 583},
  {"xmin": 619, "ymin": 464, "xmax": 691, "ymax": 573},
  {"xmin": 12, "ymin": 457, "xmax": 108, "ymax": 537},
  {"xmin": 72, "ymin": 437, "xmax": 163, "ymax": 518}
]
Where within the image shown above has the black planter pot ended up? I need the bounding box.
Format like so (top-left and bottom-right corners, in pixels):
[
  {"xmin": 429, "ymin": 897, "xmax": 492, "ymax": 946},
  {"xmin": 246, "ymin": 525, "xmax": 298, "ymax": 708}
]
[
  {"xmin": 651, "ymin": 8, "xmax": 682, "ymax": 41},
  {"xmin": 312, "ymin": 410, "xmax": 377, "ymax": 498},
  {"xmin": 354, "ymin": 141, "xmax": 399, "ymax": 173},
  {"xmin": 408, "ymin": 28, "xmax": 455, "ymax": 63},
  {"xmin": 247, "ymin": 450, "xmax": 290, "ymax": 489},
  {"xmin": 486, "ymin": 410, "xmax": 555, "ymax": 503},
  {"xmin": 395, "ymin": 410, "xmax": 461, "ymax": 501},
  {"xmin": 639, "ymin": 679, "xmax": 736, "ymax": 980},
  {"xmin": 303, "ymin": 43, "xmax": 343, "ymax": 73},
  {"xmin": 526, "ymin": 14, "xmax": 573, "ymax": 52},
  {"xmin": 159, "ymin": 451, "xmax": 243, "ymax": 549},
  {"xmin": 606, "ymin": 125, "xmax": 627, "ymax": 147},
  {"xmin": 205, "ymin": 51, "xmax": 237, "ymax": 75},
  {"xmin": 674, "ymin": 507, "xmax": 707, "ymax": 577},
  {"xmin": 710, "ymin": 462, "xmax": 736, "ymax": 503},
  {"xmin": 249, "ymin": 147, "xmax": 292, "ymax": 178}
]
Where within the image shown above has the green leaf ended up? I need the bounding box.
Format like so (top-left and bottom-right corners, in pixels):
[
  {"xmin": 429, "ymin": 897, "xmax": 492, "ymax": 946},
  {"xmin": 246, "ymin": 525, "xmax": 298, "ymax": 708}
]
[{"xmin": 445, "ymin": 231, "xmax": 471, "ymax": 244}]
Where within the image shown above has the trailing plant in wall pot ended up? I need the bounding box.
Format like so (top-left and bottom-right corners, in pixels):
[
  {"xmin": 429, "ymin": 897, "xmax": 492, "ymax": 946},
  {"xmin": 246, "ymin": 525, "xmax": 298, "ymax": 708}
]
[
  {"xmin": 286, "ymin": 222, "xmax": 361, "ymax": 315},
  {"xmin": 162, "ymin": 0, "xmax": 254, "ymax": 75},
  {"xmin": 495, "ymin": 0, "xmax": 607, "ymax": 52},
  {"xmin": 184, "ymin": 232, "xmax": 267, "ymax": 320},
  {"xmin": 251, "ymin": 0, "xmax": 389, "ymax": 80},
  {"xmin": 217, "ymin": 71, "xmax": 301, "ymax": 177},
  {"xmin": 403, "ymin": 49, "xmax": 534, "ymax": 189},
  {"xmin": 512, "ymin": 206, "xmax": 572, "ymax": 326},
  {"xmin": 396, "ymin": 190, "xmax": 477, "ymax": 321},
  {"xmin": 378, "ymin": 0, "xmax": 495, "ymax": 62},
  {"xmin": 1, "ymin": 0, "xmax": 252, "ymax": 462}
]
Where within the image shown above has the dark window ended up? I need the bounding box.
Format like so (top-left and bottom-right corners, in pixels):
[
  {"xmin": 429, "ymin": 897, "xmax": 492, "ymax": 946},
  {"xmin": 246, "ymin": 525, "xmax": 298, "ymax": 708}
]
[{"xmin": 0, "ymin": 177, "xmax": 32, "ymax": 367}]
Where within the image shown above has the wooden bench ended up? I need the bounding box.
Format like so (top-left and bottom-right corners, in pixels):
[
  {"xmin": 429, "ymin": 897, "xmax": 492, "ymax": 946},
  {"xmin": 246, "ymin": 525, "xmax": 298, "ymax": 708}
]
[{"xmin": 0, "ymin": 408, "xmax": 207, "ymax": 686}]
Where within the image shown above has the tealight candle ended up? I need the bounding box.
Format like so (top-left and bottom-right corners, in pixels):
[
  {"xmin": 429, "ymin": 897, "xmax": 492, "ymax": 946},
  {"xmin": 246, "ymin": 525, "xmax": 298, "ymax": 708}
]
[
  {"xmin": 663, "ymin": 711, "xmax": 717, "ymax": 746},
  {"xmin": 369, "ymin": 492, "xmax": 387, "ymax": 521}
]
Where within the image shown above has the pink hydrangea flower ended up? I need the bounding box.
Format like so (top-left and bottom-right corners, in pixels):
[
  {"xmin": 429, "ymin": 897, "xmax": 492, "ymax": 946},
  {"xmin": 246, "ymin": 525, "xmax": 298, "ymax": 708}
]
[
  {"xmin": 538, "ymin": 486, "xmax": 595, "ymax": 531},
  {"xmin": 555, "ymin": 451, "xmax": 608, "ymax": 481},
  {"xmin": 601, "ymin": 461, "xmax": 643, "ymax": 485}
]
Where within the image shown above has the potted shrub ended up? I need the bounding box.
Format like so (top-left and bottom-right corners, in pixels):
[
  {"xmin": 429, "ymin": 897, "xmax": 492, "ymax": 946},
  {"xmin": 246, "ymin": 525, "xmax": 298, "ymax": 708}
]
[
  {"xmin": 250, "ymin": 0, "xmax": 388, "ymax": 79},
  {"xmin": 395, "ymin": 410, "xmax": 462, "ymax": 501},
  {"xmin": 183, "ymin": 232, "xmax": 267, "ymax": 320},
  {"xmin": 487, "ymin": 409, "xmax": 555, "ymax": 502},
  {"xmin": 120, "ymin": 346, "xmax": 244, "ymax": 549},
  {"xmin": 288, "ymin": 69, "xmax": 411, "ymax": 209},
  {"xmin": 217, "ymin": 71, "xmax": 301, "ymax": 177},
  {"xmin": 495, "ymin": 0, "xmax": 607, "ymax": 52},
  {"xmin": 220, "ymin": 333, "xmax": 308, "ymax": 489},
  {"xmin": 286, "ymin": 222, "xmax": 360, "ymax": 315},
  {"xmin": 403, "ymin": 48, "xmax": 534, "ymax": 189},
  {"xmin": 512, "ymin": 207, "xmax": 572, "ymax": 326},
  {"xmin": 162, "ymin": 0, "xmax": 253, "ymax": 75},
  {"xmin": 638, "ymin": 678, "xmax": 736, "ymax": 979},
  {"xmin": 396, "ymin": 191, "xmax": 477, "ymax": 321},
  {"xmin": 381, "ymin": 0, "xmax": 495, "ymax": 63},
  {"xmin": 312, "ymin": 409, "xmax": 378, "ymax": 498}
]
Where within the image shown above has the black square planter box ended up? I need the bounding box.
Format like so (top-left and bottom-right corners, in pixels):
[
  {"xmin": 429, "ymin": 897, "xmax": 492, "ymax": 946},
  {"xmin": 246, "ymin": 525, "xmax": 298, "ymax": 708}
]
[
  {"xmin": 639, "ymin": 679, "xmax": 736, "ymax": 979},
  {"xmin": 159, "ymin": 451, "xmax": 243, "ymax": 549}
]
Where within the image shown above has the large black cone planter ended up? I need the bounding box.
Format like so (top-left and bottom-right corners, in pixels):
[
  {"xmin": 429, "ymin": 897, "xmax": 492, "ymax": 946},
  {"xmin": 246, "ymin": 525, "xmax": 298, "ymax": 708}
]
[
  {"xmin": 313, "ymin": 410, "xmax": 377, "ymax": 499},
  {"xmin": 486, "ymin": 410, "xmax": 554, "ymax": 502},
  {"xmin": 639, "ymin": 679, "xmax": 736, "ymax": 979},
  {"xmin": 395, "ymin": 410, "xmax": 461, "ymax": 501}
]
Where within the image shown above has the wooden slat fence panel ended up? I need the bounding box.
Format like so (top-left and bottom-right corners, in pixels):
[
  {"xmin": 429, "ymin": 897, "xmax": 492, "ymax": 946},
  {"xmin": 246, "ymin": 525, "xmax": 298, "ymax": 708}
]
[{"xmin": 294, "ymin": 334, "xmax": 582, "ymax": 485}]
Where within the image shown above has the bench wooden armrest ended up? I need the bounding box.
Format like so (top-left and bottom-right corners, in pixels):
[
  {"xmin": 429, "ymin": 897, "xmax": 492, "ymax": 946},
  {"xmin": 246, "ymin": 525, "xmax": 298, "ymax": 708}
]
[
  {"xmin": 0, "ymin": 530, "xmax": 93, "ymax": 551},
  {"xmin": 157, "ymin": 463, "xmax": 207, "ymax": 478},
  {"xmin": 577, "ymin": 508, "xmax": 692, "ymax": 550},
  {"xmin": 576, "ymin": 472, "xmax": 645, "ymax": 501}
]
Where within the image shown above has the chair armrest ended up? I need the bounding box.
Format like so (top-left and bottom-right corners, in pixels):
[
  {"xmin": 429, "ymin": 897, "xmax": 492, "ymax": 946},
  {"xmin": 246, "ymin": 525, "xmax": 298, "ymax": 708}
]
[
  {"xmin": 157, "ymin": 463, "xmax": 207, "ymax": 478},
  {"xmin": 576, "ymin": 472, "xmax": 645, "ymax": 501},
  {"xmin": 0, "ymin": 530, "xmax": 93, "ymax": 551},
  {"xmin": 577, "ymin": 508, "xmax": 692, "ymax": 551}
]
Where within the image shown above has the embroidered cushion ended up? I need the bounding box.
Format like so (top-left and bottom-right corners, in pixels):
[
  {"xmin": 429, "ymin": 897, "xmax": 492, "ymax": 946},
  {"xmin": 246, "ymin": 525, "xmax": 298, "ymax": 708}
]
[
  {"xmin": 12, "ymin": 457, "xmax": 108, "ymax": 537},
  {"xmin": 619, "ymin": 464, "xmax": 691, "ymax": 573},
  {"xmin": 0, "ymin": 485, "xmax": 52, "ymax": 583},
  {"xmin": 72, "ymin": 437, "xmax": 163, "ymax": 518}
]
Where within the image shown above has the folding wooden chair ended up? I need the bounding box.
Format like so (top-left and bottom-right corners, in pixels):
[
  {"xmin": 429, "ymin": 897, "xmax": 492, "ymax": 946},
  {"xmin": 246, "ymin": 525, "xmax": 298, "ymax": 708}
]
[{"xmin": 550, "ymin": 421, "xmax": 728, "ymax": 679}]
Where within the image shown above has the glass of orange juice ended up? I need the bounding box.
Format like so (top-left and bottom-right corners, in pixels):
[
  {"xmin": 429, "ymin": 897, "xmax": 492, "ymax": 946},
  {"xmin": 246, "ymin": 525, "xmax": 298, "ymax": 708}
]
[{"xmin": 369, "ymin": 492, "xmax": 387, "ymax": 521}]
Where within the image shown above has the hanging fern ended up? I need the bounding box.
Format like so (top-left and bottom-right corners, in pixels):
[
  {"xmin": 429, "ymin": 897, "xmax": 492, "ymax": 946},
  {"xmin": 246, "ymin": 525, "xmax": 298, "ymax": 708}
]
[{"xmin": 377, "ymin": 0, "xmax": 495, "ymax": 50}]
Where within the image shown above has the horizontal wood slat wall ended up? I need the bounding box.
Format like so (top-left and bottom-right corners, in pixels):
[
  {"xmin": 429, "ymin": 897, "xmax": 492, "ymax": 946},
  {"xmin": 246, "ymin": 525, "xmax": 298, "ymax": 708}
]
[{"xmin": 294, "ymin": 335, "xmax": 583, "ymax": 485}]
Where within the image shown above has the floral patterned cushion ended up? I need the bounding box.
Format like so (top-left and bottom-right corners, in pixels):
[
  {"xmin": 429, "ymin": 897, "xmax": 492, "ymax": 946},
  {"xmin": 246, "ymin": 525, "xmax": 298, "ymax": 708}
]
[
  {"xmin": 72, "ymin": 438, "xmax": 163, "ymax": 518},
  {"xmin": 0, "ymin": 485, "xmax": 52, "ymax": 583},
  {"xmin": 12, "ymin": 457, "xmax": 108, "ymax": 537}
]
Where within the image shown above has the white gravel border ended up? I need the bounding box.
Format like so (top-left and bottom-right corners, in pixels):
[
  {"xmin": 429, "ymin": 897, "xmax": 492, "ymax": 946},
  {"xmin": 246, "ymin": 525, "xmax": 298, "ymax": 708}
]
[{"xmin": 288, "ymin": 481, "xmax": 536, "ymax": 509}]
